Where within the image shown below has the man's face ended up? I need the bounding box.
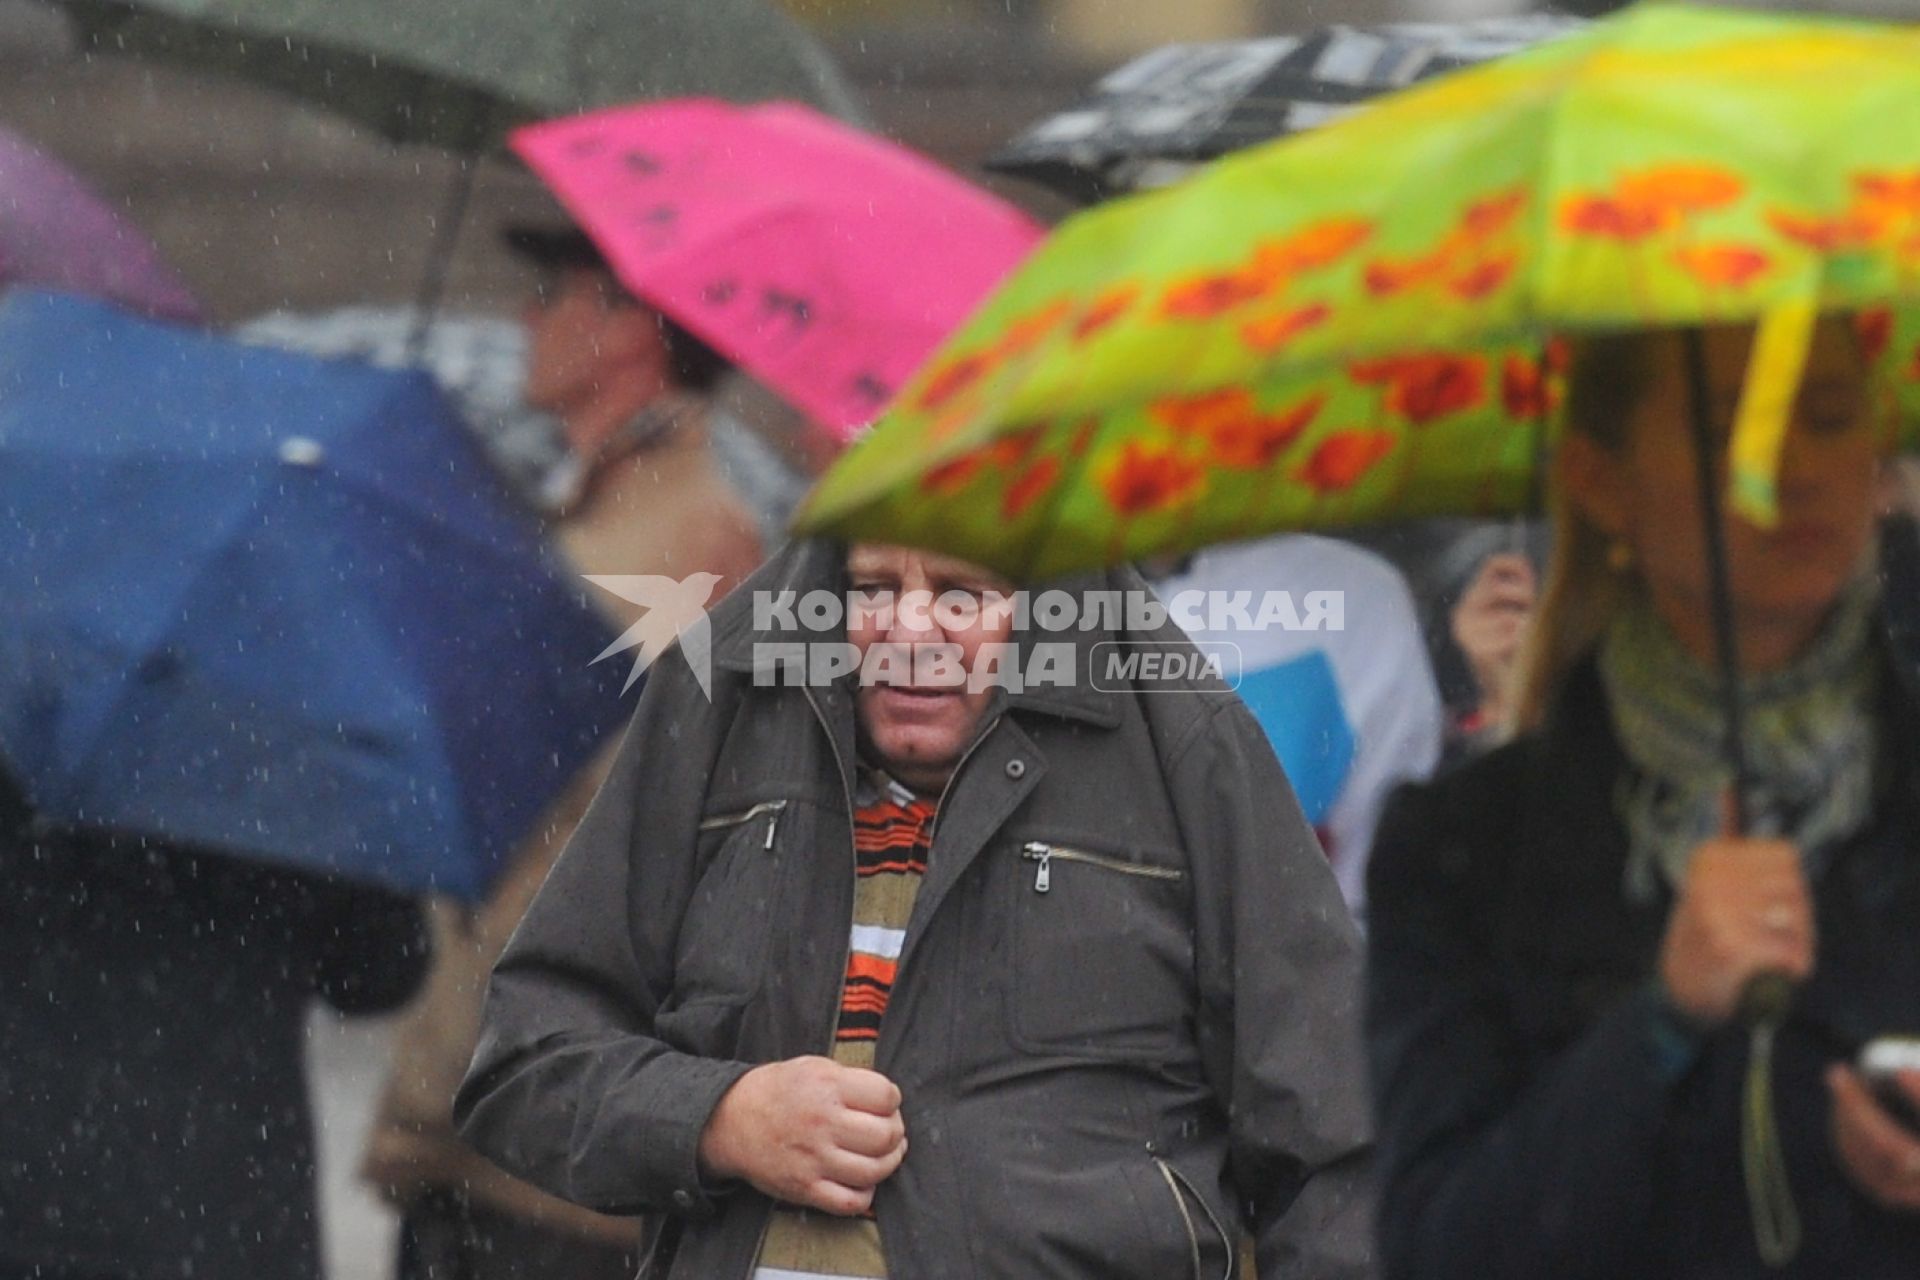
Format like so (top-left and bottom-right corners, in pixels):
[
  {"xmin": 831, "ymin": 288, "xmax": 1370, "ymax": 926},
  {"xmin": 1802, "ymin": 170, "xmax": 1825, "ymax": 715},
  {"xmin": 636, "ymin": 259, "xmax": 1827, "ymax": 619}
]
[
  {"xmin": 846, "ymin": 544, "xmax": 1016, "ymax": 795},
  {"xmin": 521, "ymin": 265, "xmax": 661, "ymax": 429}
]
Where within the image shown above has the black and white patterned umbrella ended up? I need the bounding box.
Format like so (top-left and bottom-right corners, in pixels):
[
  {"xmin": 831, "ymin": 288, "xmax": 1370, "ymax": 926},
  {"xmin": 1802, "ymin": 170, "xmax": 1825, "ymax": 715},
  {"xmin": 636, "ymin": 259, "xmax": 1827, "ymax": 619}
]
[{"xmin": 989, "ymin": 13, "xmax": 1587, "ymax": 201}]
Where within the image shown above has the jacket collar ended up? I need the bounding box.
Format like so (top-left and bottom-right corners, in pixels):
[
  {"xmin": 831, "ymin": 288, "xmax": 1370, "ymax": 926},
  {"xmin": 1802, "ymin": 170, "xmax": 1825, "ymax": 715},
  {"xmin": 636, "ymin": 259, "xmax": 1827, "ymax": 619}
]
[{"xmin": 709, "ymin": 539, "xmax": 1124, "ymax": 730}]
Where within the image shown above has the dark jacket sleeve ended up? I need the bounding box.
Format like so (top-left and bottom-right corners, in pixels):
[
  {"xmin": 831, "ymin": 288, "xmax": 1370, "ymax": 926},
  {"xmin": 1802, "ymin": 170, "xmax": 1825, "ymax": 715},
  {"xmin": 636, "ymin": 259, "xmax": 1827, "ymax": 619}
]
[
  {"xmin": 1170, "ymin": 698, "xmax": 1378, "ymax": 1280},
  {"xmin": 309, "ymin": 879, "xmax": 433, "ymax": 1016},
  {"xmin": 454, "ymin": 648, "xmax": 754, "ymax": 1218},
  {"xmin": 1365, "ymin": 771, "xmax": 1705, "ymax": 1280}
]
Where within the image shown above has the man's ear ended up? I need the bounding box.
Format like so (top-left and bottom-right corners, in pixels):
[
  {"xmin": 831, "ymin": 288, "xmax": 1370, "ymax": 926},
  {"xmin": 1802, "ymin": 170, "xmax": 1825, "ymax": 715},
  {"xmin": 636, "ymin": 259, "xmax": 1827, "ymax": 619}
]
[{"xmin": 1557, "ymin": 432, "xmax": 1631, "ymax": 541}]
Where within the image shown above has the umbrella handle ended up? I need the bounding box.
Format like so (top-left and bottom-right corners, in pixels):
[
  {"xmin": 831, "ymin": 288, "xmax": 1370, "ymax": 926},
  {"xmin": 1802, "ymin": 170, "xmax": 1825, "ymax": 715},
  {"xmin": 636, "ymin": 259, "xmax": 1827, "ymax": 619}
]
[
  {"xmin": 1685, "ymin": 327, "xmax": 1752, "ymax": 808},
  {"xmin": 1739, "ymin": 972, "xmax": 1799, "ymax": 1024},
  {"xmin": 1688, "ymin": 331, "xmax": 1802, "ymax": 1267},
  {"xmin": 1684, "ymin": 331, "xmax": 1803, "ymax": 1024},
  {"xmin": 406, "ymin": 157, "xmax": 481, "ymax": 363}
]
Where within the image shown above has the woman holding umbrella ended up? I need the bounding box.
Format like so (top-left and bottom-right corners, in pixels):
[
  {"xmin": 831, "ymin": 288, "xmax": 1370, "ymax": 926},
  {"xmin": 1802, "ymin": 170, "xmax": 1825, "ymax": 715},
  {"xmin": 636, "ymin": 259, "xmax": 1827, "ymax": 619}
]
[{"xmin": 1365, "ymin": 314, "xmax": 1920, "ymax": 1278}]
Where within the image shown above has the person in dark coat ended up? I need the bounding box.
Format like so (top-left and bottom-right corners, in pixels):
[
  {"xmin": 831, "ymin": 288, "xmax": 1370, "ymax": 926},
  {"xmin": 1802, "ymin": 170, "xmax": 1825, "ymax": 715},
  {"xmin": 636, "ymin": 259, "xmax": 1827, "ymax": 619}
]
[
  {"xmin": 0, "ymin": 772, "xmax": 430, "ymax": 1280},
  {"xmin": 1366, "ymin": 315, "xmax": 1920, "ymax": 1280},
  {"xmin": 454, "ymin": 539, "xmax": 1376, "ymax": 1280}
]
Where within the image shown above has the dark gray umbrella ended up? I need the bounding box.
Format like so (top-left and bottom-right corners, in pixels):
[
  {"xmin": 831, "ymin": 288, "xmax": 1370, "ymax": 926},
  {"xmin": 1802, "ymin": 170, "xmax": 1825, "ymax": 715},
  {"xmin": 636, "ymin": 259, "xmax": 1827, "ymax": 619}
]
[
  {"xmin": 56, "ymin": 0, "xmax": 864, "ymax": 150},
  {"xmin": 54, "ymin": 0, "xmax": 865, "ymax": 349},
  {"xmin": 987, "ymin": 13, "xmax": 1585, "ymax": 202}
]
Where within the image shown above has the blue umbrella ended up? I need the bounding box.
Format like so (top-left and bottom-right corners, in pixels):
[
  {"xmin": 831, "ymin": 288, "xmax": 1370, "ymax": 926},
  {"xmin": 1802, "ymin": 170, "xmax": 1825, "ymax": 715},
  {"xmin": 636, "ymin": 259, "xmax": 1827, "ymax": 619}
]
[{"xmin": 0, "ymin": 290, "xmax": 628, "ymax": 899}]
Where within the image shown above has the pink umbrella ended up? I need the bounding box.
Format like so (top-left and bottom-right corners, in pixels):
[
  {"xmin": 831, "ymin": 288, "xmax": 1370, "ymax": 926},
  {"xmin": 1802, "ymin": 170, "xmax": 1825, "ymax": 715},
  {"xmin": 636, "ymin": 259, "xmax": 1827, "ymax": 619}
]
[
  {"xmin": 0, "ymin": 127, "xmax": 203, "ymax": 325},
  {"xmin": 509, "ymin": 99, "xmax": 1042, "ymax": 441}
]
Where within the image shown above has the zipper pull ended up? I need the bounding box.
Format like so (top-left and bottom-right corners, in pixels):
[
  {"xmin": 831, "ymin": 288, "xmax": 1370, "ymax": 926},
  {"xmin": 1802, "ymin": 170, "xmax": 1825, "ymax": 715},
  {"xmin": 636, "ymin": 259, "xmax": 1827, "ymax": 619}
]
[
  {"xmin": 1021, "ymin": 841, "xmax": 1053, "ymax": 893},
  {"xmin": 763, "ymin": 804, "xmax": 784, "ymax": 851}
]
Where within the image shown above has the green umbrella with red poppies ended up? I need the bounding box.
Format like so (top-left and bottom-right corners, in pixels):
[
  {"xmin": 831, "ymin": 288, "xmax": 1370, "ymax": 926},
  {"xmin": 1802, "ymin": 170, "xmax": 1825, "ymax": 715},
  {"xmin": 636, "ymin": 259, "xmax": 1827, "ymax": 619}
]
[{"xmin": 795, "ymin": 2, "xmax": 1920, "ymax": 583}]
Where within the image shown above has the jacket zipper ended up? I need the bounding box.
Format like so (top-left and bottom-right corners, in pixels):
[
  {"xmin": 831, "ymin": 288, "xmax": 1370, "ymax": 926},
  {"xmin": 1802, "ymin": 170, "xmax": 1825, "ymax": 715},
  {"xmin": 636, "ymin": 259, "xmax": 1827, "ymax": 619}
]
[
  {"xmin": 696, "ymin": 798, "xmax": 788, "ymax": 850},
  {"xmin": 772, "ymin": 691, "xmax": 1005, "ymax": 1278},
  {"xmin": 1153, "ymin": 1156, "xmax": 1234, "ymax": 1280},
  {"xmin": 929, "ymin": 713, "xmax": 1003, "ymax": 844},
  {"xmin": 856, "ymin": 708, "xmax": 1003, "ymax": 1273},
  {"xmin": 801, "ymin": 683, "xmax": 860, "ymax": 1064},
  {"xmin": 1019, "ymin": 841, "xmax": 1186, "ymax": 894}
]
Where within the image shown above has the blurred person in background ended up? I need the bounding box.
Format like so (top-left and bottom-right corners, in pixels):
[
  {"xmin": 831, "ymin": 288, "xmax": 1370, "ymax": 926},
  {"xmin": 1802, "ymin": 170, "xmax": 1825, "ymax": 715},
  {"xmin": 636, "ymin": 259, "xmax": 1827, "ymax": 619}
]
[
  {"xmin": 369, "ymin": 774, "xmax": 647, "ymax": 1280},
  {"xmin": 360, "ymin": 224, "xmax": 777, "ymax": 1280},
  {"xmin": 1346, "ymin": 516, "xmax": 1550, "ymax": 768},
  {"xmin": 1441, "ymin": 537, "xmax": 1543, "ymax": 763},
  {"xmin": 0, "ymin": 772, "xmax": 430, "ymax": 1280},
  {"xmin": 506, "ymin": 223, "xmax": 766, "ymax": 589},
  {"xmin": 1366, "ymin": 316, "xmax": 1920, "ymax": 1278}
]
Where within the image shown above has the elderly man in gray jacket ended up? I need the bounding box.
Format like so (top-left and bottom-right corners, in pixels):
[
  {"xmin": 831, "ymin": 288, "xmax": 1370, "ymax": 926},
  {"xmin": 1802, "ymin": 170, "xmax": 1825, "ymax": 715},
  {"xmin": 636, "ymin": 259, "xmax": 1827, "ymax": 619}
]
[{"xmin": 456, "ymin": 538, "xmax": 1375, "ymax": 1279}]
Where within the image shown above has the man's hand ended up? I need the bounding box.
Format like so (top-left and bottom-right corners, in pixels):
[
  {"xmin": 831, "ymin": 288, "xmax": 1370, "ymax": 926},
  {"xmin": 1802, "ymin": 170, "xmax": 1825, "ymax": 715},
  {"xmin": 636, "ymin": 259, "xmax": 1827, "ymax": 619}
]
[
  {"xmin": 1657, "ymin": 836, "xmax": 1814, "ymax": 1027},
  {"xmin": 1829, "ymin": 1066, "xmax": 1920, "ymax": 1213},
  {"xmin": 698, "ymin": 1057, "xmax": 908, "ymax": 1215}
]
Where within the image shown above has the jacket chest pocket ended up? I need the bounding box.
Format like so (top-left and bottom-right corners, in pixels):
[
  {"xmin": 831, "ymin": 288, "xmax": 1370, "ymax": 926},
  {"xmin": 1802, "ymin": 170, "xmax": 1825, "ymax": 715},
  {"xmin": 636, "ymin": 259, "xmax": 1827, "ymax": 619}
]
[
  {"xmin": 670, "ymin": 800, "xmax": 790, "ymax": 1007},
  {"xmin": 1005, "ymin": 837, "xmax": 1194, "ymax": 1061}
]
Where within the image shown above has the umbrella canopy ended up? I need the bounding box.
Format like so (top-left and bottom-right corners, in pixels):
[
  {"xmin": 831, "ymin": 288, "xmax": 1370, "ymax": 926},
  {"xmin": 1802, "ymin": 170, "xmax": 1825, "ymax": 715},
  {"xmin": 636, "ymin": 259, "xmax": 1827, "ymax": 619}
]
[
  {"xmin": 797, "ymin": 2, "xmax": 1920, "ymax": 582},
  {"xmin": 511, "ymin": 99, "xmax": 1044, "ymax": 440},
  {"xmin": 54, "ymin": 0, "xmax": 865, "ymax": 151},
  {"xmin": 0, "ymin": 290, "xmax": 628, "ymax": 899},
  {"xmin": 54, "ymin": 0, "xmax": 865, "ymax": 355},
  {"xmin": 987, "ymin": 13, "xmax": 1587, "ymax": 201},
  {"xmin": 0, "ymin": 125, "xmax": 202, "ymax": 324}
]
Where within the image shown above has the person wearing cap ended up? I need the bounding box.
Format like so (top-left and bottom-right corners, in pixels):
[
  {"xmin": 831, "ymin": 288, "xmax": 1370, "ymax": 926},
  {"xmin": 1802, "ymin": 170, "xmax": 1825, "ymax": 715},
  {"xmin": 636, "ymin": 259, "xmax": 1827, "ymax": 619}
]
[
  {"xmin": 361, "ymin": 225, "xmax": 770, "ymax": 1280},
  {"xmin": 505, "ymin": 224, "xmax": 765, "ymax": 608}
]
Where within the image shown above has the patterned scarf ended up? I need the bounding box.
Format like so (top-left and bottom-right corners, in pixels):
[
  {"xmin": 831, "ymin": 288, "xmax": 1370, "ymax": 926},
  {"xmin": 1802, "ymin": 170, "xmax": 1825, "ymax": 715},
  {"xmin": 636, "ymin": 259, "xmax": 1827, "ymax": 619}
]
[{"xmin": 1598, "ymin": 565, "xmax": 1882, "ymax": 901}]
